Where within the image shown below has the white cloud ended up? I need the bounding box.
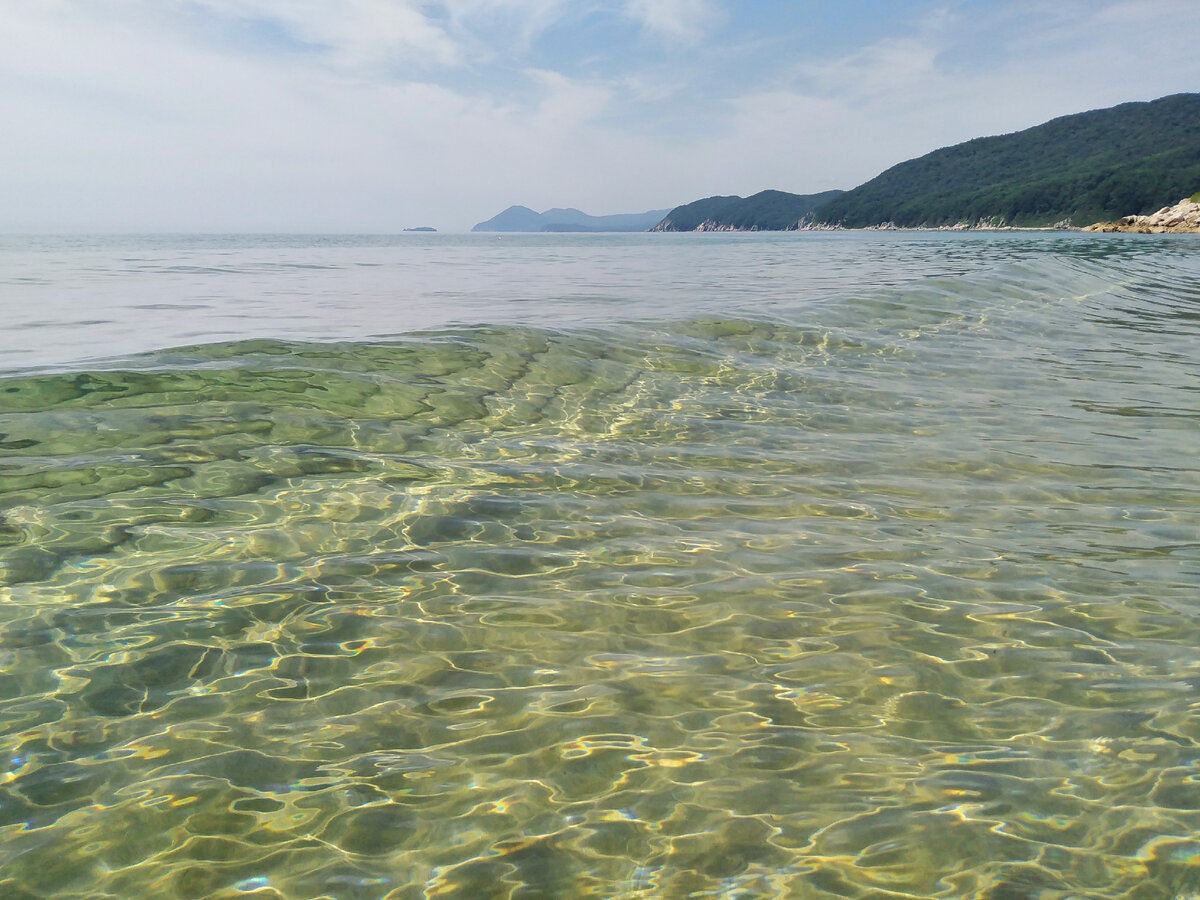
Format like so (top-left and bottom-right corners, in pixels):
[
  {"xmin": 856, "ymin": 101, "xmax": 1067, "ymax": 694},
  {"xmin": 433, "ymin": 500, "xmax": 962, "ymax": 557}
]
[
  {"xmin": 176, "ymin": 0, "xmax": 462, "ymax": 68},
  {"xmin": 622, "ymin": 0, "xmax": 721, "ymax": 44},
  {"xmin": 0, "ymin": 2, "xmax": 639, "ymax": 230},
  {"xmin": 794, "ymin": 37, "xmax": 940, "ymax": 107},
  {"xmin": 441, "ymin": 0, "xmax": 570, "ymax": 39}
]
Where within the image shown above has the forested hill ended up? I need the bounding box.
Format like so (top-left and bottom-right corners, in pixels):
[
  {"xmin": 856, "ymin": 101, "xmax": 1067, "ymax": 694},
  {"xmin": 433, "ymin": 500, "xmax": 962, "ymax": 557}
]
[
  {"xmin": 651, "ymin": 190, "xmax": 845, "ymax": 231},
  {"xmin": 816, "ymin": 93, "xmax": 1200, "ymax": 228}
]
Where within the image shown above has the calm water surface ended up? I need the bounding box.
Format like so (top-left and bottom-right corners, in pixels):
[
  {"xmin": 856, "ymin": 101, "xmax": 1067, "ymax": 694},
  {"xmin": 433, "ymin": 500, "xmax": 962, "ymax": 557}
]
[{"xmin": 0, "ymin": 231, "xmax": 1199, "ymax": 898}]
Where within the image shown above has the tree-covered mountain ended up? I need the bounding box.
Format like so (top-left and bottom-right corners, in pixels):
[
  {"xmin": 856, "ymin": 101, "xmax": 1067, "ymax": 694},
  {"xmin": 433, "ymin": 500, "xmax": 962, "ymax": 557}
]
[
  {"xmin": 478, "ymin": 94, "xmax": 1200, "ymax": 233},
  {"xmin": 472, "ymin": 205, "xmax": 670, "ymax": 232},
  {"xmin": 651, "ymin": 190, "xmax": 845, "ymax": 231},
  {"xmin": 815, "ymin": 92, "xmax": 1200, "ymax": 228}
]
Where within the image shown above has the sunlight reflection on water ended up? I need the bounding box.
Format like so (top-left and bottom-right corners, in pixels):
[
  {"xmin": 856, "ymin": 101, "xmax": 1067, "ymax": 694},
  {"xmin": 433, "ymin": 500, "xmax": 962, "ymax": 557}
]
[{"xmin": 0, "ymin": 231, "xmax": 1199, "ymax": 897}]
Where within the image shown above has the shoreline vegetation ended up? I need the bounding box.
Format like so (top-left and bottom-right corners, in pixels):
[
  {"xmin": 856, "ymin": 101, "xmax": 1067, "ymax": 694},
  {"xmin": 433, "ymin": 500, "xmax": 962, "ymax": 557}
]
[
  {"xmin": 668, "ymin": 215, "xmax": 1077, "ymax": 233},
  {"xmin": 675, "ymin": 211, "xmax": 1200, "ymax": 233},
  {"xmin": 653, "ymin": 196, "xmax": 1200, "ymax": 233}
]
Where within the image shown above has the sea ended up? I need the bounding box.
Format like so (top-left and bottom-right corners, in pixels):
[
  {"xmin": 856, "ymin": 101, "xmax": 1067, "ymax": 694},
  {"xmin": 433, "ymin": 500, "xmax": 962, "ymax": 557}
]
[{"xmin": 1, "ymin": 230, "xmax": 1198, "ymax": 899}]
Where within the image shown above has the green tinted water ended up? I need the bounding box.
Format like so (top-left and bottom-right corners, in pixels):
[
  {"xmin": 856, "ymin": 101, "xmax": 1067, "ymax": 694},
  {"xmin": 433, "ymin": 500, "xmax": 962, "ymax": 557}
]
[{"xmin": 2, "ymin": 235, "xmax": 1200, "ymax": 898}]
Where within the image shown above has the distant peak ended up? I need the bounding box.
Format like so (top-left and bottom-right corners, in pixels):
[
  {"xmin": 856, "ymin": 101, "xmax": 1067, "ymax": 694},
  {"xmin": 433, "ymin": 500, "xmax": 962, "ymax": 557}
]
[{"xmin": 472, "ymin": 204, "xmax": 673, "ymax": 232}]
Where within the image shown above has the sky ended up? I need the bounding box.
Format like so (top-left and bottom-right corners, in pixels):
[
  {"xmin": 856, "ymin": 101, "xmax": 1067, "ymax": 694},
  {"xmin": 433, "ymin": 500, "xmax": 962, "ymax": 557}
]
[{"xmin": 3, "ymin": 0, "xmax": 1199, "ymax": 232}]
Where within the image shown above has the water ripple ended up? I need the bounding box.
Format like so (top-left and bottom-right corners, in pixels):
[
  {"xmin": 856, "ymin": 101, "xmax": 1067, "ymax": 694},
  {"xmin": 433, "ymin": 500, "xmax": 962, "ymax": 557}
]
[{"xmin": 1, "ymin": 234, "xmax": 1199, "ymax": 896}]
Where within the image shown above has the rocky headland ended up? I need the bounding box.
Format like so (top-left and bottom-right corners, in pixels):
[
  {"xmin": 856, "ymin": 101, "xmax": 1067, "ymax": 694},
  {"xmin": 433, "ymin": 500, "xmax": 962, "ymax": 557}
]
[{"xmin": 1085, "ymin": 195, "xmax": 1200, "ymax": 233}]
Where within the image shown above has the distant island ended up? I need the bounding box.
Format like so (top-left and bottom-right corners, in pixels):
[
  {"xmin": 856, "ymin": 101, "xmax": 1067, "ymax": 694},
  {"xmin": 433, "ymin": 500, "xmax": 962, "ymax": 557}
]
[
  {"xmin": 472, "ymin": 206, "xmax": 671, "ymax": 233},
  {"xmin": 403, "ymin": 226, "xmax": 437, "ymax": 232}
]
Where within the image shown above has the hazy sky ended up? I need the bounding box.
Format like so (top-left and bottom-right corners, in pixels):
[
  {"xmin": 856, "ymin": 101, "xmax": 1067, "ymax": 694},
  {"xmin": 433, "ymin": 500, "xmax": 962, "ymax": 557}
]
[{"xmin": 4, "ymin": 0, "xmax": 1199, "ymax": 232}]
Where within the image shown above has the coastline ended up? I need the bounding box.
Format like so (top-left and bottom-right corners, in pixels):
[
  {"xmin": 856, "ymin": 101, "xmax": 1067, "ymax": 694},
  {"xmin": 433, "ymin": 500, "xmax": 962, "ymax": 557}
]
[
  {"xmin": 667, "ymin": 220, "xmax": 1077, "ymax": 233},
  {"xmin": 658, "ymin": 195, "xmax": 1200, "ymax": 235}
]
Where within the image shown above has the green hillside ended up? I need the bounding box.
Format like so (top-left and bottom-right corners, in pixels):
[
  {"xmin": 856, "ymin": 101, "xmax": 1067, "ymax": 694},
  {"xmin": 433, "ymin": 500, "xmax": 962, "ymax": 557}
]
[
  {"xmin": 652, "ymin": 190, "xmax": 844, "ymax": 231},
  {"xmin": 816, "ymin": 93, "xmax": 1200, "ymax": 228}
]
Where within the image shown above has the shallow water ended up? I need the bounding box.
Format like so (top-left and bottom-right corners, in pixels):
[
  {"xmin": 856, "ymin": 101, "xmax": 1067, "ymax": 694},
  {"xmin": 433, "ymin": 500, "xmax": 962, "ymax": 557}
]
[{"xmin": 1, "ymin": 231, "xmax": 1199, "ymax": 898}]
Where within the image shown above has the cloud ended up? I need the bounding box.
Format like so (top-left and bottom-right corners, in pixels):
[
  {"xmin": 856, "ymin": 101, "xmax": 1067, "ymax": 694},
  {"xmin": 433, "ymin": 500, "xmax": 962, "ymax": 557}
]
[
  {"xmin": 0, "ymin": 1, "xmax": 642, "ymax": 230},
  {"xmin": 767, "ymin": 0, "xmax": 1200, "ymax": 159},
  {"xmin": 622, "ymin": 0, "xmax": 721, "ymax": 44},
  {"xmin": 794, "ymin": 37, "xmax": 940, "ymax": 107},
  {"xmin": 175, "ymin": 0, "xmax": 462, "ymax": 69}
]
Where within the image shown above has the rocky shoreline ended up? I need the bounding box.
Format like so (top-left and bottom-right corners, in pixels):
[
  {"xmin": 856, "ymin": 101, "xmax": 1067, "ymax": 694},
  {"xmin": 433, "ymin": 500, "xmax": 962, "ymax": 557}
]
[
  {"xmin": 680, "ymin": 218, "xmax": 1051, "ymax": 232},
  {"xmin": 1084, "ymin": 196, "xmax": 1200, "ymax": 233},
  {"xmin": 662, "ymin": 198, "xmax": 1200, "ymax": 234}
]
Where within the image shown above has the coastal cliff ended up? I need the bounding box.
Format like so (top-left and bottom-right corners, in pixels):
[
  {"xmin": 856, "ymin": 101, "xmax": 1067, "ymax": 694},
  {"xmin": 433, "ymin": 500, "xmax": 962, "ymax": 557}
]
[{"xmin": 1084, "ymin": 195, "xmax": 1200, "ymax": 233}]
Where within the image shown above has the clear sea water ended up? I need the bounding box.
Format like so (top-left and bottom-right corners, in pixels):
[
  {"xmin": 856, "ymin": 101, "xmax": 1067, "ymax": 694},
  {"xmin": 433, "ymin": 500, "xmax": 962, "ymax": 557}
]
[{"xmin": 1, "ymin": 230, "xmax": 1199, "ymax": 898}]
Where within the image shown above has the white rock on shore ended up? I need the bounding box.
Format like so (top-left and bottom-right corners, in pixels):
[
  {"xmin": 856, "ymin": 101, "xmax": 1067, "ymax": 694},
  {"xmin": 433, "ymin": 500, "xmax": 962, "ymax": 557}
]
[{"xmin": 1085, "ymin": 196, "xmax": 1200, "ymax": 233}]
